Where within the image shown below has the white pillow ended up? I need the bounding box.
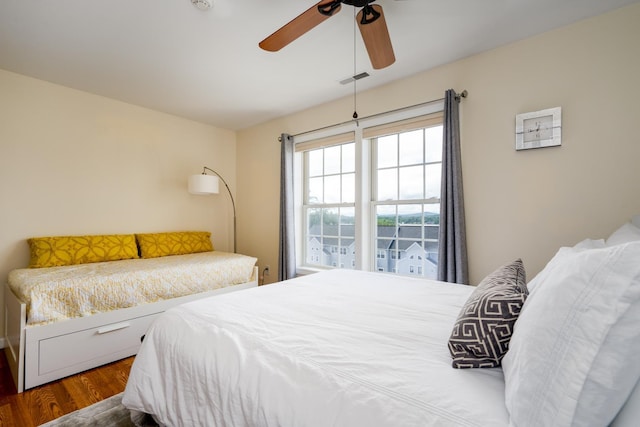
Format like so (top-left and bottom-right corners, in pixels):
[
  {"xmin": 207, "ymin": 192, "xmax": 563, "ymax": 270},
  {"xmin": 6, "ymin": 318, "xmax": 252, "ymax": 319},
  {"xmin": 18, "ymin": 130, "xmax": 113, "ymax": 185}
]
[
  {"xmin": 524, "ymin": 247, "xmax": 573, "ymax": 293},
  {"xmin": 502, "ymin": 242, "xmax": 640, "ymax": 426},
  {"xmin": 633, "ymin": 214, "xmax": 640, "ymax": 229},
  {"xmin": 572, "ymin": 238, "xmax": 605, "ymax": 250},
  {"xmin": 607, "ymin": 222, "xmax": 640, "ymax": 246},
  {"xmin": 525, "ymin": 240, "xmax": 602, "ymax": 292},
  {"xmin": 612, "ymin": 378, "xmax": 640, "ymax": 426}
]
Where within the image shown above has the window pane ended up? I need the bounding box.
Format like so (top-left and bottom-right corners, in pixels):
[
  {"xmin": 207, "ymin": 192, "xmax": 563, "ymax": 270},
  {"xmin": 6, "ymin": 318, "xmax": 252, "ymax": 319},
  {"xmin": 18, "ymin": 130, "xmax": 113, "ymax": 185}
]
[
  {"xmin": 399, "ymin": 165, "xmax": 424, "ymax": 200},
  {"xmin": 340, "ymin": 207, "xmax": 355, "ymax": 237},
  {"xmin": 424, "ymin": 203, "xmax": 440, "ymax": 225},
  {"xmin": 424, "ymin": 242, "xmax": 438, "ymax": 270},
  {"xmin": 425, "ymin": 126, "xmax": 443, "ymax": 163},
  {"xmin": 342, "ymin": 143, "xmax": 355, "ymax": 173},
  {"xmin": 337, "ymin": 213, "xmax": 355, "ymax": 269},
  {"xmin": 377, "ymin": 135, "xmax": 397, "ymax": 168},
  {"xmin": 377, "ymin": 169, "xmax": 397, "ymax": 201},
  {"xmin": 425, "ymin": 163, "xmax": 441, "ymax": 199},
  {"xmin": 307, "ymin": 208, "xmax": 322, "ymax": 235},
  {"xmin": 324, "ymin": 175, "xmax": 340, "ymax": 203},
  {"xmin": 381, "ymin": 242, "xmax": 397, "ymax": 271},
  {"xmin": 338, "ymin": 238, "xmax": 355, "ymax": 269},
  {"xmin": 376, "ymin": 204, "xmax": 396, "ymax": 224},
  {"xmin": 308, "ymin": 149, "xmax": 323, "ymax": 177},
  {"xmin": 398, "ymin": 204, "xmax": 422, "ymax": 224},
  {"xmin": 425, "ymin": 224, "xmax": 439, "ymax": 240},
  {"xmin": 306, "ymin": 236, "xmax": 322, "ymax": 265},
  {"xmin": 399, "ymin": 130, "xmax": 424, "ymax": 166},
  {"xmin": 342, "ymin": 173, "xmax": 355, "ymax": 203},
  {"xmin": 306, "ymin": 208, "xmax": 322, "ymax": 265},
  {"xmin": 323, "ymin": 207, "xmax": 339, "ymax": 231},
  {"xmin": 308, "ymin": 176, "xmax": 323, "ymax": 204},
  {"xmin": 375, "ymin": 204, "xmax": 396, "ymax": 274},
  {"xmin": 324, "ymin": 145, "xmax": 341, "ymax": 175},
  {"xmin": 396, "ymin": 240, "xmax": 423, "ymax": 276}
]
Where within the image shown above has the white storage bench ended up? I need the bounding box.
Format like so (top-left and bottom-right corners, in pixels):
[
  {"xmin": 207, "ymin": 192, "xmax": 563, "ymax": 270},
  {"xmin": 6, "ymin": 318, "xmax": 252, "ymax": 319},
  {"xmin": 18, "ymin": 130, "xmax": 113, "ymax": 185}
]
[{"xmin": 4, "ymin": 266, "xmax": 257, "ymax": 392}]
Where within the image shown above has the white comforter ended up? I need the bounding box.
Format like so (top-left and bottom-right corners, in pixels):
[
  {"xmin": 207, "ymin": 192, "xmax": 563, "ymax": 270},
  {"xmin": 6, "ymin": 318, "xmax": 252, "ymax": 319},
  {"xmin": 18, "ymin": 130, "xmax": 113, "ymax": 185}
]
[{"xmin": 123, "ymin": 269, "xmax": 509, "ymax": 427}]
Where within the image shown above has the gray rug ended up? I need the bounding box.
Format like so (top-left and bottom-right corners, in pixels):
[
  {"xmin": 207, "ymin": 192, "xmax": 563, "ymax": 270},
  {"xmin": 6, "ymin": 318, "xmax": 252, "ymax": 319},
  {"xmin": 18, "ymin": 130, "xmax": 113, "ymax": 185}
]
[{"xmin": 39, "ymin": 393, "xmax": 157, "ymax": 427}]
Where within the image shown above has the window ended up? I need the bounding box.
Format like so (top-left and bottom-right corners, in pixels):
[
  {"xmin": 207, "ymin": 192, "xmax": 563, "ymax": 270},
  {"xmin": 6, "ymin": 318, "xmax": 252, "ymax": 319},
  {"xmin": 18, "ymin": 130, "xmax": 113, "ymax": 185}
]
[
  {"xmin": 303, "ymin": 141, "xmax": 356, "ymax": 270},
  {"xmin": 296, "ymin": 103, "xmax": 444, "ymax": 279},
  {"xmin": 372, "ymin": 124, "xmax": 442, "ymax": 279}
]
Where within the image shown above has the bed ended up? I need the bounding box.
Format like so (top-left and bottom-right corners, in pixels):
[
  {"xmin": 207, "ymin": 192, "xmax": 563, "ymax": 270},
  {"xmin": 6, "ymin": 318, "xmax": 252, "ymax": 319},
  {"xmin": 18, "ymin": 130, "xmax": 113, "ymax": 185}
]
[
  {"xmin": 3, "ymin": 232, "xmax": 258, "ymax": 392},
  {"xmin": 123, "ymin": 219, "xmax": 640, "ymax": 426}
]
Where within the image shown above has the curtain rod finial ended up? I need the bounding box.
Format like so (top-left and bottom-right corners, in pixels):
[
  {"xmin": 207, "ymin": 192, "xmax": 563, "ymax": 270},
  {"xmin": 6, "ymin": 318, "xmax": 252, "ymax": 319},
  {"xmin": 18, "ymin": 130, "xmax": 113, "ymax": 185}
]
[{"xmin": 455, "ymin": 90, "xmax": 468, "ymax": 102}]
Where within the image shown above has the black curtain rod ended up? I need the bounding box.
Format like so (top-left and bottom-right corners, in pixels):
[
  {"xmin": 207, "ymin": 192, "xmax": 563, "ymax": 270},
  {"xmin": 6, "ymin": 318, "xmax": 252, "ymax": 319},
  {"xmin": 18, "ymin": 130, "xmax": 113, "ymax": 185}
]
[{"xmin": 278, "ymin": 89, "xmax": 468, "ymax": 141}]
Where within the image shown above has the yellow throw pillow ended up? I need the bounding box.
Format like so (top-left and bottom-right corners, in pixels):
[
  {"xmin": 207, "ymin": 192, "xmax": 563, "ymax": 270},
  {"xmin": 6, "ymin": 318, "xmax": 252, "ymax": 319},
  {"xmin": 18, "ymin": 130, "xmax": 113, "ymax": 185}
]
[
  {"xmin": 28, "ymin": 234, "xmax": 139, "ymax": 268},
  {"xmin": 136, "ymin": 231, "xmax": 214, "ymax": 259}
]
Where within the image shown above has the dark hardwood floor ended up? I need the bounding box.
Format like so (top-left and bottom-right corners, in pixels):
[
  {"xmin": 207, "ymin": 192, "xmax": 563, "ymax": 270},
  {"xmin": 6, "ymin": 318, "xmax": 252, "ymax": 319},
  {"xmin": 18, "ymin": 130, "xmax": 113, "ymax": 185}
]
[{"xmin": 0, "ymin": 352, "xmax": 133, "ymax": 426}]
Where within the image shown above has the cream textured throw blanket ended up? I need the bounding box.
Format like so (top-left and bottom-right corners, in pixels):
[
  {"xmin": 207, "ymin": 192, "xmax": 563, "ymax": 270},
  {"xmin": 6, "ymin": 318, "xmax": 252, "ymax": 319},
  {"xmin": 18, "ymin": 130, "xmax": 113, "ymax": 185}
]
[{"xmin": 9, "ymin": 251, "xmax": 257, "ymax": 325}]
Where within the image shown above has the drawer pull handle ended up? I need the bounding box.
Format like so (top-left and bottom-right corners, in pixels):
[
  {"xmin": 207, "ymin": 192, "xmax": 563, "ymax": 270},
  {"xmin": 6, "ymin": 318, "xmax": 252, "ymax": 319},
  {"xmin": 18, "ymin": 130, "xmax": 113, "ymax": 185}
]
[{"xmin": 97, "ymin": 322, "xmax": 131, "ymax": 334}]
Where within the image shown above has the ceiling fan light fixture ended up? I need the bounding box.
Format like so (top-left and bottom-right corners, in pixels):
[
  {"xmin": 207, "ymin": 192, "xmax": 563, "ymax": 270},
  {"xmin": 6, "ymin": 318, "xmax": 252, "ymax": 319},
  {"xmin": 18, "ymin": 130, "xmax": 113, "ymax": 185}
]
[
  {"xmin": 318, "ymin": 1, "xmax": 342, "ymax": 16},
  {"xmin": 357, "ymin": 4, "xmax": 395, "ymax": 69},
  {"xmin": 359, "ymin": 4, "xmax": 381, "ymax": 25},
  {"xmin": 191, "ymin": 0, "xmax": 213, "ymax": 11}
]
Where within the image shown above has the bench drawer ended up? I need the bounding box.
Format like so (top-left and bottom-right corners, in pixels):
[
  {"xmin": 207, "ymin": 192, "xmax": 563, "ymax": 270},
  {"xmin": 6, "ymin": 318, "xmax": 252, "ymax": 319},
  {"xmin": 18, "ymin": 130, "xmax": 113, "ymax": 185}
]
[{"xmin": 26, "ymin": 312, "xmax": 159, "ymax": 388}]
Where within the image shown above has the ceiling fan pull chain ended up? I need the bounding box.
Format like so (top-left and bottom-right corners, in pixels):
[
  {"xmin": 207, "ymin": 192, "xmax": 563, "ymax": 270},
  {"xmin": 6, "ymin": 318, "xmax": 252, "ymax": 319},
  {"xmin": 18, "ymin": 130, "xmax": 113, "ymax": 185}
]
[{"xmin": 352, "ymin": 5, "xmax": 359, "ymax": 123}]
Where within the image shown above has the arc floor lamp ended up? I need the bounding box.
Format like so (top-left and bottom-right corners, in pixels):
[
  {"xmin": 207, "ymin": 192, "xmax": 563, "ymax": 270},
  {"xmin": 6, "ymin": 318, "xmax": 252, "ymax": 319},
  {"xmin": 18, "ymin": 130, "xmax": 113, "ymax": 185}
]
[{"xmin": 188, "ymin": 166, "xmax": 236, "ymax": 253}]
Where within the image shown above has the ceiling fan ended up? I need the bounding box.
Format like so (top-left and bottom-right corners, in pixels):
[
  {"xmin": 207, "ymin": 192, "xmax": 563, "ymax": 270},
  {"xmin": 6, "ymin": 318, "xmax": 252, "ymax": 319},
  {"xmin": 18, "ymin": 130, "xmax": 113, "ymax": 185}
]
[{"xmin": 259, "ymin": 0, "xmax": 396, "ymax": 70}]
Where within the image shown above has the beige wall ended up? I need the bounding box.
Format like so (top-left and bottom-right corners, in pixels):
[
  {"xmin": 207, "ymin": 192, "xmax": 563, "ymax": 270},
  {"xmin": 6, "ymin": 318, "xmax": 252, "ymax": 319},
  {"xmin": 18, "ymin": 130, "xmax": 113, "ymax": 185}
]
[
  {"xmin": 237, "ymin": 3, "xmax": 640, "ymax": 284},
  {"xmin": 0, "ymin": 70, "xmax": 238, "ymax": 336}
]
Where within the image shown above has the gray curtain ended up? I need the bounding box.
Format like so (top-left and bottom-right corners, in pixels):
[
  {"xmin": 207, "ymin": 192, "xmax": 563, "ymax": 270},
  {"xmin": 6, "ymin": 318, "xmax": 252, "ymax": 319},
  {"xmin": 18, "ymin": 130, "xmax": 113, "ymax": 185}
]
[
  {"xmin": 278, "ymin": 133, "xmax": 296, "ymax": 281},
  {"xmin": 437, "ymin": 89, "xmax": 469, "ymax": 284}
]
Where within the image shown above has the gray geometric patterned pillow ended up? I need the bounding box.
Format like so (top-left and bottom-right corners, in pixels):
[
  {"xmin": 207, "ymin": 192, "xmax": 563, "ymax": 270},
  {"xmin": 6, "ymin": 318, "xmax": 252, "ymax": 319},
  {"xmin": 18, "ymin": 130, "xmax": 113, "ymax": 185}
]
[{"xmin": 448, "ymin": 259, "xmax": 528, "ymax": 369}]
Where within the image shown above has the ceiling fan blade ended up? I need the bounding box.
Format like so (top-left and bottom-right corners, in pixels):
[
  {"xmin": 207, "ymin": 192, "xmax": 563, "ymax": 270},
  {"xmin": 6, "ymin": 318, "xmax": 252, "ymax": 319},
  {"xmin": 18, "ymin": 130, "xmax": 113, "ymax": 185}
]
[
  {"xmin": 259, "ymin": 1, "xmax": 342, "ymax": 52},
  {"xmin": 357, "ymin": 4, "xmax": 395, "ymax": 70}
]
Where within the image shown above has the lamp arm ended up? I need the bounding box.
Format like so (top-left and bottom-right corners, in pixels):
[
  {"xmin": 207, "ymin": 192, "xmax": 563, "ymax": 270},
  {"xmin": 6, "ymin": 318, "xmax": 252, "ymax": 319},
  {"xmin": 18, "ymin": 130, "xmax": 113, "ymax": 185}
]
[{"xmin": 202, "ymin": 166, "xmax": 237, "ymax": 253}]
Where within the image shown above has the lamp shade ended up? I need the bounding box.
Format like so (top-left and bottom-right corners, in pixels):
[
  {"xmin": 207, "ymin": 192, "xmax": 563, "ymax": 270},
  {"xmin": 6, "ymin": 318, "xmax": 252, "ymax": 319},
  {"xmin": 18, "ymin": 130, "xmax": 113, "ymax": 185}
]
[{"xmin": 188, "ymin": 174, "xmax": 219, "ymax": 195}]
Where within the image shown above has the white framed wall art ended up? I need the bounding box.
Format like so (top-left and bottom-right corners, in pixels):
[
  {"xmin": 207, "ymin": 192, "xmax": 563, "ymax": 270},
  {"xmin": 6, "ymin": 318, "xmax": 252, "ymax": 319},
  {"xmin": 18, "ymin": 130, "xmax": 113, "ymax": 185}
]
[{"xmin": 515, "ymin": 107, "xmax": 562, "ymax": 150}]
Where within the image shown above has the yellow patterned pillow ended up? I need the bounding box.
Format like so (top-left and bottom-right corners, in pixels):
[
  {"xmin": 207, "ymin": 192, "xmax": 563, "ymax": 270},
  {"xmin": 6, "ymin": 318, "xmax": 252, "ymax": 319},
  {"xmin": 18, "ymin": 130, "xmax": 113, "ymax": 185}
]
[
  {"xmin": 136, "ymin": 231, "xmax": 214, "ymax": 259},
  {"xmin": 28, "ymin": 234, "xmax": 139, "ymax": 268}
]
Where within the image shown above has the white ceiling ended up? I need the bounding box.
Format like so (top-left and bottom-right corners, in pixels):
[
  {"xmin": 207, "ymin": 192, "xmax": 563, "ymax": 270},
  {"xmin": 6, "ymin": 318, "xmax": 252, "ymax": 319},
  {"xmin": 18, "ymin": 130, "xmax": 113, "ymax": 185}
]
[{"xmin": 1, "ymin": 0, "xmax": 637, "ymax": 130}]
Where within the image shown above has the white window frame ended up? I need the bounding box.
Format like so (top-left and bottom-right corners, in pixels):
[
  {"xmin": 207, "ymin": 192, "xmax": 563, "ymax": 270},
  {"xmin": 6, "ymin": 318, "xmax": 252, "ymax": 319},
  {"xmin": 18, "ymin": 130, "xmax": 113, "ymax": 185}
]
[
  {"xmin": 294, "ymin": 100, "xmax": 445, "ymax": 276},
  {"xmin": 299, "ymin": 137, "xmax": 356, "ymax": 271},
  {"xmin": 369, "ymin": 117, "xmax": 444, "ymax": 280}
]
